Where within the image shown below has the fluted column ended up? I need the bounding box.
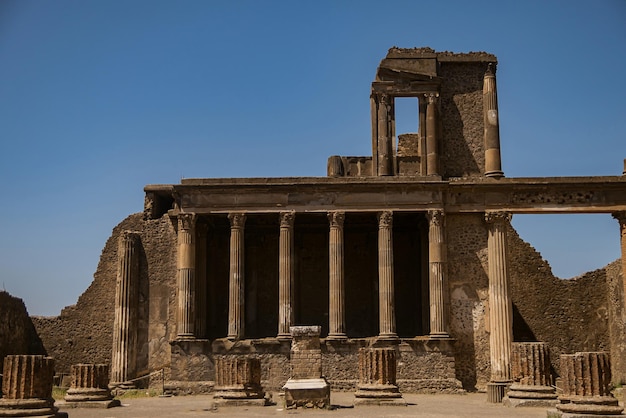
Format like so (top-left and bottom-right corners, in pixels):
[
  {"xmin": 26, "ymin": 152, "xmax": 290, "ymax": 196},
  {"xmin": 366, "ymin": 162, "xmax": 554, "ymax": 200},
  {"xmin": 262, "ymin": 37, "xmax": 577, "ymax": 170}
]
[
  {"xmin": 228, "ymin": 212, "xmax": 246, "ymax": 340},
  {"xmin": 483, "ymin": 63, "xmax": 504, "ymax": 178},
  {"xmin": 213, "ymin": 356, "xmax": 265, "ymax": 404},
  {"xmin": 427, "ymin": 209, "xmax": 448, "ymax": 337},
  {"xmin": 328, "ymin": 211, "xmax": 346, "ymax": 339},
  {"xmin": 485, "ymin": 211, "xmax": 513, "ymax": 403},
  {"xmin": 176, "ymin": 213, "xmax": 197, "ymax": 339},
  {"xmin": 0, "ymin": 355, "xmax": 57, "ymax": 417},
  {"xmin": 195, "ymin": 221, "xmax": 208, "ymax": 338},
  {"xmin": 65, "ymin": 364, "xmax": 118, "ymax": 405},
  {"xmin": 557, "ymin": 352, "xmax": 623, "ymax": 416},
  {"xmin": 613, "ymin": 211, "xmax": 626, "ymax": 318},
  {"xmin": 425, "ymin": 92, "xmax": 440, "ymax": 176},
  {"xmin": 111, "ymin": 230, "xmax": 140, "ymax": 385},
  {"xmin": 378, "ymin": 211, "xmax": 397, "ymax": 339},
  {"xmin": 504, "ymin": 342, "xmax": 556, "ymax": 407},
  {"xmin": 377, "ymin": 93, "xmax": 393, "ymax": 176},
  {"xmin": 278, "ymin": 211, "xmax": 295, "ymax": 340}
]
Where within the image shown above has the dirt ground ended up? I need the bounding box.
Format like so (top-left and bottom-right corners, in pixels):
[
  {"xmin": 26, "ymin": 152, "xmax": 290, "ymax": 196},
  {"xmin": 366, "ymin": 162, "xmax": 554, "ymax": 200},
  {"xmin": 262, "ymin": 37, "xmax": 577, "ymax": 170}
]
[{"xmin": 56, "ymin": 392, "xmax": 554, "ymax": 417}]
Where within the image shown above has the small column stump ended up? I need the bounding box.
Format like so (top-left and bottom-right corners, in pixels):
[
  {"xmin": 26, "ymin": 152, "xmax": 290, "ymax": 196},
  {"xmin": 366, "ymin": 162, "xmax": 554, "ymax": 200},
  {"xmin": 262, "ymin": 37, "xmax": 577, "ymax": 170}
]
[
  {"xmin": 64, "ymin": 364, "xmax": 120, "ymax": 408},
  {"xmin": 549, "ymin": 352, "xmax": 625, "ymax": 417},
  {"xmin": 354, "ymin": 347, "xmax": 406, "ymax": 406},
  {"xmin": 0, "ymin": 355, "xmax": 66, "ymax": 418},
  {"xmin": 282, "ymin": 326, "xmax": 330, "ymax": 409},
  {"xmin": 503, "ymin": 342, "xmax": 556, "ymax": 407},
  {"xmin": 212, "ymin": 356, "xmax": 268, "ymax": 406}
]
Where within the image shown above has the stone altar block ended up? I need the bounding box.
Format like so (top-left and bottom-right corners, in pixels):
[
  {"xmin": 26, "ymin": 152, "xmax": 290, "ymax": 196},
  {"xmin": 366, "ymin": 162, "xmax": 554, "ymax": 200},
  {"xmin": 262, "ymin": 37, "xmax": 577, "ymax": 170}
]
[
  {"xmin": 548, "ymin": 352, "xmax": 625, "ymax": 418},
  {"xmin": 0, "ymin": 355, "xmax": 67, "ymax": 418},
  {"xmin": 282, "ymin": 326, "xmax": 330, "ymax": 409},
  {"xmin": 503, "ymin": 342, "xmax": 556, "ymax": 407},
  {"xmin": 354, "ymin": 347, "xmax": 406, "ymax": 406},
  {"xmin": 212, "ymin": 356, "xmax": 268, "ymax": 406},
  {"xmin": 64, "ymin": 364, "xmax": 120, "ymax": 408}
]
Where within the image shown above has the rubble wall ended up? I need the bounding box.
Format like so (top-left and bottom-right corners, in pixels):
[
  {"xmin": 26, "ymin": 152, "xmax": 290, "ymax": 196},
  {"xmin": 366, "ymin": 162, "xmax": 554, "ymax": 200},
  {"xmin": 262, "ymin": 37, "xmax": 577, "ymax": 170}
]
[
  {"xmin": 0, "ymin": 291, "xmax": 46, "ymax": 375},
  {"xmin": 32, "ymin": 213, "xmax": 177, "ymax": 376}
]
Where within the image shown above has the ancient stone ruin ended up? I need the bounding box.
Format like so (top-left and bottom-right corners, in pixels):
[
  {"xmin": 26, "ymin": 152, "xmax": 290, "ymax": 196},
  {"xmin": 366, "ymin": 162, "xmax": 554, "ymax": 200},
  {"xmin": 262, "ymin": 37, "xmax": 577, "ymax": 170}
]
[
  {"xmin": 212, "ymin": 356, "xmax": 267, "ymax": 406},
  {"xmin": 503, "ymin": 342, "xmax": 556, "ymax": 407},
  {"xmin": 0, "ymin": 355, "xmax": 66, "ymax": 418},
  {"xmin": 29, "ymin": 47, "xmax": 626, "ymax": 405},
  {"xmin": 64, "ymin": 363, "xmax": 119, "ymax": 408},
  {"xmin": 354, "ymin": 347, "xmax": 406, "ymax": 406},
  {"xmin": 282, "ymin": 326, "xmax": 330, "ymax": 409}
]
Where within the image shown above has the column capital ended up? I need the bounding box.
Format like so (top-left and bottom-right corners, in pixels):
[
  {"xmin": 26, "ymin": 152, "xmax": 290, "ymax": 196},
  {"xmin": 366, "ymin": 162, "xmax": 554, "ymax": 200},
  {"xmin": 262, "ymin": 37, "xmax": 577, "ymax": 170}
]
[
  {"xmin": 485, "ymin": 211, "xmax": 511, "ymax": 225},
  {"xmin": 279, "ymin": 211, "xmax": 295, "ymax": 228},
  {"xmin": 327, "ymin": 211, "xmax": 345, "ymax": 229},
  {"xmin": 178, "ymin": 212, "xmax": 197, "ymax": 231},
  {"xmin": 424, "ymin": 92, "xmax": 439, "ymax": 104},
  {"xmin": 228, "ymin": 212, "xmax": 247, "ymax": 228},
  {"xmin": 427, "ymin": 209, "xmax": 445, "ymax": 225},
  {"xmin": 378, "ymin": 210, "xmax": 393, "ymax": 228},
  {"xmin": 485, "ymin": 62, "xmax": 497, "ymax": 77}
]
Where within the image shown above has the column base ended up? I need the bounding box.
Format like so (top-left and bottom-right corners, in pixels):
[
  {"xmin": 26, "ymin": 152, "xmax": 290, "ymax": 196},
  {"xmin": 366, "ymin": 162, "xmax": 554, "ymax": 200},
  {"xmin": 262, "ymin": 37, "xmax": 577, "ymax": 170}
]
[
  {"xmin": 485, "ymin": 170, "xmax": 504, "ymax": 178},
  {"xmin": 428, "ymin": 332, "xmax": 450, "ymax": 339},
  {"xmin": 326, "ymin": 333, "xmax": 347, "ymax": 340},
  {"xmin": 377, "ymin": 333, "xmax": 398, "ymax": 341},
  {"xmin": 276, "ymin": 333, "xmax": 292, "ymax": 341},
  {"xmin": 176, "ymin": 333, "xmax": 196, "ymax": 340},
  {"xmin": 487, "ymin": 381, "xmax": 511, "ymax": 403}
]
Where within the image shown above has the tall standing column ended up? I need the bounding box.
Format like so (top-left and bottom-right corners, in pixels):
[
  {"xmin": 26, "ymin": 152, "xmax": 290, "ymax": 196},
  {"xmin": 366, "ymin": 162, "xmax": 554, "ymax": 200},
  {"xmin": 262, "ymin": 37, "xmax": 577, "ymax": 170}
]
[
  {"xmin": 176, "ymin": 213, "xmax": 197, "ymax": 339},
  {"xmin": 378, "ymin": 211, "xmax": 397, "ymax": 339},
  {"xmin": 111, "ymin": 230, "xmax": 140, "ymax": 385},
  {"xmin": 195, "ymin": 221, "xmax": 208, "ymax": 338},
  {"xmin": 483, "ymin": 63, "xmax": 504, "ymax": 178},
  {"xmin": 328, "ymin": 211, "xmax": 346, "ymax": 339},
  {"xmin": 613, "ymin": 211, "xmax": 626, "ymax": 315},
  {"xmin": 278, "ymin": 211, "xmax": 295, "ymax": 340},
  {"xmin": 228, "ymin": 212, "xmax": 246, "ymax": 340},
  {"xmin": 377, "ymin": 93, "xmax": 393, "ymax": 176},
  {"xmin": 485, "ymin": 211, "xmax": 513, "ymax": 403},
  {"xmin": 425, "ymin": 92, "xmax": 440, "ymax": 176},
  {"xmin": 427, "ymin": 209, "xmax": 449, "ymax": 337}
]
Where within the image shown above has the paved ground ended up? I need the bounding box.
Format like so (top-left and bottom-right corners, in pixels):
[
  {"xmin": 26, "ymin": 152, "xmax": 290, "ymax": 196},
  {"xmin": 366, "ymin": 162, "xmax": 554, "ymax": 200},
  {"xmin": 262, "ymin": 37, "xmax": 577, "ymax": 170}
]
[{"xmin": 56, "ymin": 392, "xmax": 553, "ymax": 417}]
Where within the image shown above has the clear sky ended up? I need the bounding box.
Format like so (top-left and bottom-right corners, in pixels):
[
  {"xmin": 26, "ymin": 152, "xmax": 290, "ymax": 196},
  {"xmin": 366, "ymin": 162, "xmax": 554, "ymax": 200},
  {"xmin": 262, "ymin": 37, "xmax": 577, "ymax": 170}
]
[{"xmin": 1, "ymin": 1, "xmax": 625, "ymax": 316}]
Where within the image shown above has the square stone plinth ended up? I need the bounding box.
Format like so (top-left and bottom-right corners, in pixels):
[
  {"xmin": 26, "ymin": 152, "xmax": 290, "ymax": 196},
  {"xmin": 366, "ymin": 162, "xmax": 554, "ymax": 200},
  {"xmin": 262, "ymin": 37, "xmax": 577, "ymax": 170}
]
[{"xmin": 283, "ymin": 378, "xmax": 330, "ymax": 409}]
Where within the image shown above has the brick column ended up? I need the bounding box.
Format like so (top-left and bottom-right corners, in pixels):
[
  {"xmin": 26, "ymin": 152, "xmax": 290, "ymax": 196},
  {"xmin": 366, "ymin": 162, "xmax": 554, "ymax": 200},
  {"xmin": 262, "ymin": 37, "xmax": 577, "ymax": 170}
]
[
  {"xmin": 65, "ymin": 364, "xmax": 119, "ymax": 407},
  {"xmin": 378, "ymin": 211, "xmax": 397, "ymax": 339},
  {"xmin": 427, "ymin": 209, "xmax": 448, "ymax": 337},
  {"xmin": 425, "ymin": 92, "xmax": 440, "ymax": 176},
  {"xmin": 278, "ymin": 211, "xmax": 295, "ymax": 340},
  {"xmin": 228, "ymin": 212, "xmax": 246, "ymax": 340},
  {"xmin": 176, "ymin": 213, "xmax": 197, "ymax": 339},
  {"xmin": 483, "ymin": 63, "xmax": 504, "ymax": 178},
  {"xmin": 556, "ymin": 352, "xmax": 623, "ymax": 416},
  {"xmin": 485, "ymin": 211, "xmax": 513, "ymax": 403},
  {"xmin": 0, "ymin": 355, "xmax": 58, "ymax": 417},
  {"xmin": 328, "ymin": 211, "xmax": 347, "ymax": 339},
  {"xmin": 111, "ymin": 230, "xmax": 140, "ymax": 385}
]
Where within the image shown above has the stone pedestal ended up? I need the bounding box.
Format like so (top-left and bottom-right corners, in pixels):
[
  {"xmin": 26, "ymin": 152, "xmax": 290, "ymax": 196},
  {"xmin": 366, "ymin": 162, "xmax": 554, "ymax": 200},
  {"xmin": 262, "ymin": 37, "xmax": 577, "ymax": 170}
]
[
  {"xmin": 354, "ymin": 348, "xmax": 406, "ymax": 406},
  {"xmin": 212, "ymin": 356, "xmax": 267, "ymax": 406},
  {"xmin": 0, "ymin": 355, "xmax": 66, "ymax": 418},
  {"xmin": 550, "ymin": 352, "xmax": 625, "ymax": 417},
  {"xmin": 64, "ymin": 364, "xmax": 119, "ymax": 408},
  {"xmin": 503, "ymin": 342, "xmax": 556, "ymax": 407},
  {"xmin": 282, "ymin": 326, "xmax": 330, "ymax": 409}
]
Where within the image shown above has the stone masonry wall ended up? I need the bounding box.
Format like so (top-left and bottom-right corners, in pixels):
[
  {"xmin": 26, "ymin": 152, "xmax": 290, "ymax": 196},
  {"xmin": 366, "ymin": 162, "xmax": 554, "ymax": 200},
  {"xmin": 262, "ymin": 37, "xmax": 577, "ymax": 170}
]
[
  {"xmin": 32, "ymin": 213, "xmax": 177, "ymax": 378},
  {"xmin": 439, "ymin": 62, "xmax": 489, "ymax": 178},
  {"xmin": 0, "ymin": 291, "xmax": 46, "ymax": 376}
]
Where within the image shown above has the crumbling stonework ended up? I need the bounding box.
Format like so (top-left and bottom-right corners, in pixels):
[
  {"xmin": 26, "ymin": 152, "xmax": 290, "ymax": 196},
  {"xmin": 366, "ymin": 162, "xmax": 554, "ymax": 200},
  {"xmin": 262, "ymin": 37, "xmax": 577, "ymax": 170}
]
[{"xmin": 0, "ymin": 291, "xmax": 46, "ymax": 377}]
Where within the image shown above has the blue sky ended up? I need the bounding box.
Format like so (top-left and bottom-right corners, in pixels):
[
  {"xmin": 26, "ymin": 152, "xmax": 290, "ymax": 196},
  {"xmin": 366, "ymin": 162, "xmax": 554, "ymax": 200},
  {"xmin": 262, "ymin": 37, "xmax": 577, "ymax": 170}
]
[{"xmin": 1, "ymin": 1, "xmax": 625, "ymax": 316}]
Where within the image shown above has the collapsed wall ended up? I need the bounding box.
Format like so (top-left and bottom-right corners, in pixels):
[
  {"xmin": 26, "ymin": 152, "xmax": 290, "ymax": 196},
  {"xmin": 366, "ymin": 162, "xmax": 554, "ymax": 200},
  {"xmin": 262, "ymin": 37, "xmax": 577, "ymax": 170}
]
[{"xmin": 0, "ymin": 291, "xmax": 46, "ymax": 375}]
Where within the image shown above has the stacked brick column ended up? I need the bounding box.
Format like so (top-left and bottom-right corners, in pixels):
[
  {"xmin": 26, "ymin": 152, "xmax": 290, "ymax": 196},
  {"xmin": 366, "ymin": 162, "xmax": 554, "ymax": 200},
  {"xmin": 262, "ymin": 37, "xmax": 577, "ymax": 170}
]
[
  {"xmin": 504, "ymin": 342, "xmax": 556, "ymax": 407},
  {"xmin": 282, "ymin": 326, "xmax": 330, "ymax": 409},
  {"xmin": 64, "ymin": 364, "xmax": 119, "ymax": 408},
  {"xmin": 354, "ymin": 348, "xmax": 406, "ymax": 406},
  {"xmin": 212, "ymin": 356, "xmax": 266, "ymax": 406},
  {"xmin": 554, "ymin": 352, "xmax": 624, "ymax": 416},
  {"xmin": 0, "ymin": 355, "xmax": 62, "ymax": 417}
]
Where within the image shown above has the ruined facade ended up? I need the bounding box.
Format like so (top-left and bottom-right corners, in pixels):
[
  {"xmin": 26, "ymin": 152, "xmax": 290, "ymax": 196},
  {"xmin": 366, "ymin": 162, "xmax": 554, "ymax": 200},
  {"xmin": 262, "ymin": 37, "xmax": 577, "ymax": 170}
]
[{"xmin": 32, "ymin": 48, "xmax": 626, "ymax": 395}]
